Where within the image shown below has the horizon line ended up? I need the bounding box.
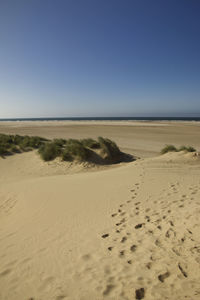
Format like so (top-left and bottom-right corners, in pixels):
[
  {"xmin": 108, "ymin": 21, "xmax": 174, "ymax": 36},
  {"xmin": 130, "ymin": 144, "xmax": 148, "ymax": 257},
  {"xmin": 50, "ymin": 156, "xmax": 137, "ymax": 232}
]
[{"xmin": 1, "ymin": 116, "xmax": 200, "ymax": 120}]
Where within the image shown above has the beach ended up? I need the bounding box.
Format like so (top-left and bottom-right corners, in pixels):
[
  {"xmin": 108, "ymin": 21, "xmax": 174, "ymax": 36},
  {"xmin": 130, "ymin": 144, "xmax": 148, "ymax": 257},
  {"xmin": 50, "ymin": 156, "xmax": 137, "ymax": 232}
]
[
  {"xmin": 0, "ymin": 120, "xmax": 200, "ymax": 157},
  {"xmin": 0, "ymin": 121, "xmax": 200, "ymax": 300}
]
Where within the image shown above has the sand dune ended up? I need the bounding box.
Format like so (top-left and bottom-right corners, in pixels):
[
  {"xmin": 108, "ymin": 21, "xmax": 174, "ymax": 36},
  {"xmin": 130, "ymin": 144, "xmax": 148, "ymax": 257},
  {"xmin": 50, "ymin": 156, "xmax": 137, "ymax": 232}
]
[{"xmin": 1, "ymin": 150, "xmax": 200, "ymax": 300}]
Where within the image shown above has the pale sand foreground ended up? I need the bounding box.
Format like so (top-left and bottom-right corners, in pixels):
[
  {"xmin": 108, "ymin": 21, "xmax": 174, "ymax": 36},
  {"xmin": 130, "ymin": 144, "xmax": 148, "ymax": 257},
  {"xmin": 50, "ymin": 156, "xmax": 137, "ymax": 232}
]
[{"xmin": 1, "ymin": 149, "xmax": 200, "ymax": 300}]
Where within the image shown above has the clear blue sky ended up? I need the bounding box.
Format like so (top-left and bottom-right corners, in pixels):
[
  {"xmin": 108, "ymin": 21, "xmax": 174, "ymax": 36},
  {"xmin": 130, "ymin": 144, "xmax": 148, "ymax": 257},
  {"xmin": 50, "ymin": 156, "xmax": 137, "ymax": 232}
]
[{"xmin": 0, "ymin": 0, "xmax": 200, "ymax": 118}]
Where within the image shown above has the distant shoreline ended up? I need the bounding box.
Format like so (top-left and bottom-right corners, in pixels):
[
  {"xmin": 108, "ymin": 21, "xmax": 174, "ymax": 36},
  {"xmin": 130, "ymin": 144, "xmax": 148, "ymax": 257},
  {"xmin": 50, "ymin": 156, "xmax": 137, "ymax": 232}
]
[{"xmin": 1, "ymin": 117, "xmax": 200, "ymax": 122}]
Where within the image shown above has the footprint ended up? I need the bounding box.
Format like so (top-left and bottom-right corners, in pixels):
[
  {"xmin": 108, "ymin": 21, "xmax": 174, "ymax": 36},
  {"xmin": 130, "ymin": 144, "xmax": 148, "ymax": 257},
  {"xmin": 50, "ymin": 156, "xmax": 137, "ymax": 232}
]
[
  {"xmin": 135, "ymin": 223, "xmax": 144, "ymax": 229},
  {"xmin": 130, "ymin": 245, "xmax": 137, "ymax": 252},
  {"xmin": 165, "ymin": 228, "xmax": 176, "ymax": 238},
  {"xmin": 135, "ymin": 288, "xmax": 145, "ymax": 299},
  {"xmin": 111, "ymin": 213, "xmax": 117, "ymax": 217},
  {"xmin": 158, "ymin": 271, "xmax": 170, "ymax": 282},
  {"xmin": 116, "ymin": 222, "xmax": 122, "ymax": 226},
  {"xmin": 119, "ymin": 250, "xmax": 125, "ymax": 257},
  {"xmin": 121, "ymin": 236, "xmax": 127, "ymax": 243},
  {"xmin": 146, "ymin": 262, "xmax": 152, "ymax": 269},
  {"xmin": 102, "ymin": 234, "xmax": 109, "ymax": 238}
]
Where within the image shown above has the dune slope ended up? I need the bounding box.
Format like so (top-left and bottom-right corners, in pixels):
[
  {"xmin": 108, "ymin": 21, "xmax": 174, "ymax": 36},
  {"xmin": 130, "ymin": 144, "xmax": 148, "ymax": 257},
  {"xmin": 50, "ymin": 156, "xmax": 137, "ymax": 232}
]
[{"xmin": 0, "ymin": 151, "xmax": 200, "ymax": 300}]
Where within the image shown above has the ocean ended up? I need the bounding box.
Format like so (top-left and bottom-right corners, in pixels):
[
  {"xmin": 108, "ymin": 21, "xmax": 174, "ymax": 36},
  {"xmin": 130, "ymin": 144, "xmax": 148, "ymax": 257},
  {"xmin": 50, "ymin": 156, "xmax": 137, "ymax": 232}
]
[{"xmin": 0, "ymin": 117, "xmax": 200, "ymax": 121}]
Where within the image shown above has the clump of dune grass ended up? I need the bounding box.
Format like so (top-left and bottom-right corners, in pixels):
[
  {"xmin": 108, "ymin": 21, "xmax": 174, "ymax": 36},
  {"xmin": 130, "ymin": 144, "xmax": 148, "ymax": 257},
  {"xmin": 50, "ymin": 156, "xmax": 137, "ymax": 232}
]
[
  {"xmin": 64, "ymin": 139, "xmax": 89, "ymax": 161},
  {"xmin": 61, "ymin": 150, "xmax": 73, "ymax": 162},
  {"xmin": 161, "ymin": 145, "xmax": 177, "ymax": 154},
  {"xmin": 53, "ymin": 138, "xmax": 67, "ymax": 147},
  {"xmin": 0, "ymin": 134, "xmax": 47, "ymax": 156},
  {"xmin": 9, "ymin": 144, "xmax": 20, "ymax": 153},
  {"xmin": 80, "ymin": 138, "xmax": 100, "ymax": 149},
  {"xmin": 38, "ymin": 142, "xmax": 61, "ymax": 161},
  {"xmin": 0, "ymin": 134, "xmax": 13, "ymax": 155},
  {"xmin": 39, "ymin": 139, "xmax": 90, "ymax": 162},
  {"xmin": 0, "ymin": 133, "xmax": 133, "ymax": 165},
  {"xmin": 0, "ymin": 144, "xmax": 8, "ymax": 155},
  {"xmin": 161, "ymin": 144, "xmax": 196, "ymax": 154},
  {"xmin": 18, "ymin": 136, "xmax": 47, "ymax": 150},
  {"xmin": 178, "ymin": 145, "xmax": 196, "ymax": 152},
  {"xmin": 98, "ymin": 136, "xmax": 121, "ymax": 162}
]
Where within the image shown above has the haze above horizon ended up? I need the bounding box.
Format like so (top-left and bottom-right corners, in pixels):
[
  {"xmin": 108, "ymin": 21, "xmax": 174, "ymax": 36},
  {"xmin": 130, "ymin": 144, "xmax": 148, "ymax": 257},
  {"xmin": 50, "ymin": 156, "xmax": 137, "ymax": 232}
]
[{"xmin": 0, "ymin": 0, "xmax": 200, "ymax": 118}]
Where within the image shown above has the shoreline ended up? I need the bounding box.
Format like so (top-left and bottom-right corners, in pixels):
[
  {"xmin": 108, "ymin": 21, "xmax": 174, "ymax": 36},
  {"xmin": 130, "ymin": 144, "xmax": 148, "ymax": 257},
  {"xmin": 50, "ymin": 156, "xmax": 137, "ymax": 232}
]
[{"xmin": 0, "ymin": 120, "xmax": 200, "ymax": 128}]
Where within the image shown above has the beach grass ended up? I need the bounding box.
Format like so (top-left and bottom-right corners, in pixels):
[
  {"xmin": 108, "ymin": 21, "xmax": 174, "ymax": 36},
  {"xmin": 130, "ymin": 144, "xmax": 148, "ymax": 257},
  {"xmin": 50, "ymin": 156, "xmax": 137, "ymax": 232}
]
[
  {"xmin": 0, "ymin": 133, "xmax": 131, "ymax": 164},
  {"xmin": 0, "ymin": 134, "xmax": 47, "ymax": 155},
  {"xmin": 161, "ymin": 144, "xmax": 196, "ymax": 154}
]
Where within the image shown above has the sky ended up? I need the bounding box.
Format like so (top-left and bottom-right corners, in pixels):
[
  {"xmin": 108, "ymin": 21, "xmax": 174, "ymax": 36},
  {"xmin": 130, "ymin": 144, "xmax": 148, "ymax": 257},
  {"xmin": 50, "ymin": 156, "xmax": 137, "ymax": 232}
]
[{"xmin": 0, "ymin": 0, "xmax": 200, "ymax": 118}]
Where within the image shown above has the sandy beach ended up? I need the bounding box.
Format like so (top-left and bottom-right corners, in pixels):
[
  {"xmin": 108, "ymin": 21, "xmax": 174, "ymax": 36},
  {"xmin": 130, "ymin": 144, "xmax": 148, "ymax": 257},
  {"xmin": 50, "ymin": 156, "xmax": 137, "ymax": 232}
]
[
  {"xmin": 0, "ymin": 120, "xmax": 200, "ymax": 157},
  {"xmin": 1, "ymin": 121, "xmax": 200, "ymax": 300}
]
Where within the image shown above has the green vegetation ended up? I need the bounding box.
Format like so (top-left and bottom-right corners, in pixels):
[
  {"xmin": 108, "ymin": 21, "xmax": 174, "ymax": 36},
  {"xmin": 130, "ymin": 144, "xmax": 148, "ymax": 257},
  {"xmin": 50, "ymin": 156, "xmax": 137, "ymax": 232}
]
[
  {"xmin": 98, "ymin": 137, "xmax": 121, "ymax": 162},
  {"xmin": 0, "ymin": 133, "xmax": 133, "ymax": 164},
  {"xmin": 161, "ymin": 144, "xmax": 196, "ymax": 154},
  {"xmin": 0, "ymin": 134, "xmax": 47, "ymax": 155},
  {"xmin": 53, "ymin": 138, "xmax": 67, "ymax": 147},
  {"xmin": 178, "ymin": 145, "xmax": 196, "ymax": 152},
  {"xmin": 62, "ymin": 139, "xmax": 89, "ymax": 161},
  {"xmin": 39, "ymin": 137, "xmax": 123, "ymax": 162},
  {"xmin": 80, "ymin": 138, "xmax": 100, "ymax": 149},
  {"xmin": 161, "ymin": 144, "xmax": 178, "ymax": 154},
  {"xmin": 62, "ymin": 150, "xmax": 73, "ymax": 162},
  {"xmin": 38, "ymin": 142, "xmax": 61, "ymax": 161},
  {"xmin": 0, "ymin": 144, "xmax": 8, "ymax": 155}
]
